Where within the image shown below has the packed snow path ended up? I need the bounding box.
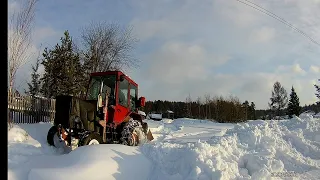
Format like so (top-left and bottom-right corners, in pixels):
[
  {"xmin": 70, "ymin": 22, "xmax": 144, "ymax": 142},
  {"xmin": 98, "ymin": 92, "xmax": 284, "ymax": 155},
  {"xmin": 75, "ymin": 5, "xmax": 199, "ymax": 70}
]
[{"xmin": 8, "ymin": 114, "xmax": 320, "ymax": 180}]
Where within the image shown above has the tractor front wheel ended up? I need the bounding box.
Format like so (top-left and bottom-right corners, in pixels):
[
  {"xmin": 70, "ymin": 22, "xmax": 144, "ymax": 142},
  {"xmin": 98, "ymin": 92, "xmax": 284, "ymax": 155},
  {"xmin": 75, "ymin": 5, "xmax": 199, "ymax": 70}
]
[
  {"xmin": 122, "ymin": 126, "xmax": 148, "ymax": 146},
  {"xmin": 79, "ymin": 132, "xmax": 103, "ymax": 146}
]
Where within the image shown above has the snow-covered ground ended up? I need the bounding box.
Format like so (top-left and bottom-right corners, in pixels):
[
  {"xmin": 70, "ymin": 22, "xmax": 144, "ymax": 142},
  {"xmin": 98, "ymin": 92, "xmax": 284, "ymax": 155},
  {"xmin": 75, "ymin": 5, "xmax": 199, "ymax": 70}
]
[{"xmin": 8, "ymin": 114, "xmax": 320, "ymax": 180}]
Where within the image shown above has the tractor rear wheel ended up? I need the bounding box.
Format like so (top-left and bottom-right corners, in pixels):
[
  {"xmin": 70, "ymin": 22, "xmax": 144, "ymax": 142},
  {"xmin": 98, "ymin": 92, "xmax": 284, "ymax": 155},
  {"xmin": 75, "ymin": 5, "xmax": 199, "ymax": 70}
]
[
  {"xmin": 47, "ymin": 126, "xmax": 69, "ymax": 150},
  {"xmin": 79, "ymin": 132, "xmax": 103, "ymax": 146},
  {"xmin": 47, "ymin": 126, "xmax": 57, "ymax": 146}
]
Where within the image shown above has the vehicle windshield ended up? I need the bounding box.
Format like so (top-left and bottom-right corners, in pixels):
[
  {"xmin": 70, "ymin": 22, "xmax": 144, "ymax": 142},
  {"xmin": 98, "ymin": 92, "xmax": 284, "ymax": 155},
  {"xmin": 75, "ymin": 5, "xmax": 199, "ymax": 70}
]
[{"xmin": 86, "ymin": 75, "xmax": 116, "ymax": 105}]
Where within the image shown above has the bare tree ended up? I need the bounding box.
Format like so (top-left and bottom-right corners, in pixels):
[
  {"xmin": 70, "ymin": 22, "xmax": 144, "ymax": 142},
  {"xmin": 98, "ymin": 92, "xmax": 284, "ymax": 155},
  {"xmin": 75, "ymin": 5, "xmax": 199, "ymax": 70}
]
[
  {"xmin": 8, "ymin": 0, "xmax": 37, "ymax": 93},
  {"xmin": 81, "ymin": 21, "xmax": 139, "ymax": 75}
]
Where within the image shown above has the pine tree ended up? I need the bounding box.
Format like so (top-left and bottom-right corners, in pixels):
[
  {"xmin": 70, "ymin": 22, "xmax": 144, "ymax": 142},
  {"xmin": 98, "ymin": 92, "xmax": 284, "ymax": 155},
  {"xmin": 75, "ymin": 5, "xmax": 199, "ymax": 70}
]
[
  {"xmin": 250, "ymin": 102, "xmax": 256, "ymax": 120},
  {"xmin": 25, "ymin": 58, "xmax": 41, "ymax": 96},
  {"xmin": 287, "ymin": 86, "xmax": 301, "ymax": 118},
  {"xmin": 242, "ymin": 100, "xmax": 249, "ymax": 120},
  {"xmin": 25, "ymin": 57, "xmax": 42, "ymax": 122},
  {"xmin": 268, "ymin": 81, "xmax": 288, "ymax": 119},
  {"xmin": 41, "ymin": 31, "xmax": 84, "ymax": 98}
]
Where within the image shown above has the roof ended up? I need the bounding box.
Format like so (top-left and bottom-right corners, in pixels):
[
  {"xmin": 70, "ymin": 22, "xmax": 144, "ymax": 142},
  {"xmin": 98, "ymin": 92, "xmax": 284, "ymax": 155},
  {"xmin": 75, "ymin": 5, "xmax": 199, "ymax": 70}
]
[{"xmin": 90, "ymin": 71, "xmax": 138, "ymax": 87}]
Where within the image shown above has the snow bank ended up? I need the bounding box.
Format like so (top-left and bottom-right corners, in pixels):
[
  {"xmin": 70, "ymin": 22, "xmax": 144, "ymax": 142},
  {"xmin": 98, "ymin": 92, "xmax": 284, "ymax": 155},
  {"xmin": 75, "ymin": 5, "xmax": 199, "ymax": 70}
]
[{"xmin": 143, "ymin": 116, "xmax": 320, "ymax": 180}]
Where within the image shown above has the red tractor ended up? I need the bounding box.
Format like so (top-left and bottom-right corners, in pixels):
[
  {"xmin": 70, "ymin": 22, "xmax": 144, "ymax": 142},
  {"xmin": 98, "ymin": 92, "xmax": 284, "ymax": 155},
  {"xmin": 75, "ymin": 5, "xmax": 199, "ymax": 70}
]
[{"xmin": 47, "ymin": 71, "xmax": 153, "ymax": 150}]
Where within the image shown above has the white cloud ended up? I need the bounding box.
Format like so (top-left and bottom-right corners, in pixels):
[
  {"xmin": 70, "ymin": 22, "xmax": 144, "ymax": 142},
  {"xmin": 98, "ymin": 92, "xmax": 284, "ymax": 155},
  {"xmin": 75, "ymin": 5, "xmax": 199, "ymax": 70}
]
[
  {"xmin": 127, "ymin": 0, "xmax": 320, "ymax": 109},
  {"xmin": 213, "ymin": 0, "xmax": 260, "ymax": 27},
  {"xmin": 33, "ymin": 27, "xmax": 60, "ymax": 44},
  {"xmin": 142, "ymin": 41, "xmax": 229, "ymax": 84},
  {"xmin": 130, "ymin": 19, "xmax": 176, "ymax": 41},
  {"xmin": 11, "ymin": 0, "xmax": 319, "ymax": 108},
  {"xmin": 276, "ymin": 63, "xmax": 306, "ymax": 76},
  {"xmin": 292, "ymin": 64, "xmax": 306, "ymax": 75},
  {"xmin": 250, "ymin": 27, "xmax": 276, "ymax": 43},
  {"xmin": 310, "ymin": 65, "xmax": 320, "ymax": 74}
]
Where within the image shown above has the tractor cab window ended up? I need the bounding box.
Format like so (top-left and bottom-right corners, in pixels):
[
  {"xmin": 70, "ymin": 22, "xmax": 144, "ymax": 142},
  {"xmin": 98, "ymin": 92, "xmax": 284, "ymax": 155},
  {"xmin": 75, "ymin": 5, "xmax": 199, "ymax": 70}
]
[
  {"xmin": 119, "ymin": 78, "xmax": 129, "ymax": 107},
  {"xmin": 86, "ymin": 78, "xmax": 100, "ymax": 100},
  {"xmin": 86, "ymin": 75, "xmax": 116, "ymax": 106},
  {"xmin": 130, "ymin": 85, "xmax": 137, "ymax": 110}
]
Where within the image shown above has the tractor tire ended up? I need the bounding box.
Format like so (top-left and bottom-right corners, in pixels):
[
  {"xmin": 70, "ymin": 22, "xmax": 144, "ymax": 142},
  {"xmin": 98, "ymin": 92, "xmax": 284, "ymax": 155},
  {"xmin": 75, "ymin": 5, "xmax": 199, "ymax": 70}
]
[
  {"xmin": 47, "ymin": 126, "xmax": 57, "ymax": 146},
  {"xmin": 121, "ymin": 120, "xmax": 140, "ymax": 146},
  {"xmin": 127, "ymin": 128, "xmax": 140, "ymax": 146},
  {"xmin": 79, "ymin": 132, "xmax": 103, "ymax": 146},
  {"xmin": 121, "ymin": 125, "xmax": 148, "ymax": 146}
]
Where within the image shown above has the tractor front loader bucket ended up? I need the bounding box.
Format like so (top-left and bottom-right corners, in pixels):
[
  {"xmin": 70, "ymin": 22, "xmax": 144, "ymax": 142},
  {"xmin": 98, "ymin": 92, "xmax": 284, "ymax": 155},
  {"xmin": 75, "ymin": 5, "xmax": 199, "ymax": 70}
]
[{"xmin": 146, "ymin": 129, "xmax": 154, "ymax": 141}]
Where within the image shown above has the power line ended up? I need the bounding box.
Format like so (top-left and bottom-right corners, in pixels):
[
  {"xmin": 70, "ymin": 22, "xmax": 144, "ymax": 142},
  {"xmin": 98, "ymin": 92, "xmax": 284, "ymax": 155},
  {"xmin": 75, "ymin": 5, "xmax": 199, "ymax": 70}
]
[{"xmin": 236, "ymin": 0, "xmax": 320, "ymax": 47}]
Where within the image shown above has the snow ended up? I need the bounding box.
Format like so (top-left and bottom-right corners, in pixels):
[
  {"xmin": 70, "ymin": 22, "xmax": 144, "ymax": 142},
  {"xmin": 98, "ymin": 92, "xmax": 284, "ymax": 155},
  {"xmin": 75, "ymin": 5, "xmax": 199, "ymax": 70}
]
[
  {"xmin": 8, "ymin": 116, "xmax": 320, "ymax": 180},
  {"xmin": 8, "ymin": 123, "xmax": 151, "ymax": 180},
  {"xmin": 138, "ymin": 110, "xmax": 146, "ymax": 117}
]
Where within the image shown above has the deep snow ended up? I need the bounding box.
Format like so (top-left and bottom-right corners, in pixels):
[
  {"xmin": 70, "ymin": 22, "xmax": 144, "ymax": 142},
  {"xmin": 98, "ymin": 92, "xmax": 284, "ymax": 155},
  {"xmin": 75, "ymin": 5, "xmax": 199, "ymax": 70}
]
[{"xmin": 8, "ymin": 113, "xmax": 320, "ymax": 180}]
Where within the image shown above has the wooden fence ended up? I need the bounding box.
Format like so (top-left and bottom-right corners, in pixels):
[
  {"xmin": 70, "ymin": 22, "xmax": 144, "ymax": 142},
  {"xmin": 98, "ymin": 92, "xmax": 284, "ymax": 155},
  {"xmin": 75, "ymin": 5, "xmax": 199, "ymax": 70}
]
[{"xmin": 8, "ymin": 91, "xmax": 56, "ymax": 124}]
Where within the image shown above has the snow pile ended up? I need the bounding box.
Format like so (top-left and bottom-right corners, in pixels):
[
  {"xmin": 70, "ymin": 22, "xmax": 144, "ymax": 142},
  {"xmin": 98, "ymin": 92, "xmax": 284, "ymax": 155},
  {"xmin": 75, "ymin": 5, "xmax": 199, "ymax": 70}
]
[
  {"xmin": 143, "ymin": 116, "xmax": 320, "ymax": 180},
  {"xmin": 147, "ymin": 119, "xmax": 182, "ymax": 135},
  {"xmin": 8, "ymin": 124, "xmax": 152, "ymax": 180},
  {"xmin": 27, "ymin": 145, "xmax": 152, "ymax": 180},
  {"xmin": 8, "ymin": 125, "xmax": 29, "ymax": 143}
]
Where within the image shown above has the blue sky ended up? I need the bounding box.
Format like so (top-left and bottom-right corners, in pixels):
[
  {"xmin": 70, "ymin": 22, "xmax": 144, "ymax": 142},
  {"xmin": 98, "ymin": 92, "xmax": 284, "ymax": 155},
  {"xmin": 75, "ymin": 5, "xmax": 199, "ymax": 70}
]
[{"xmin": 9, "ymin": 0, "xmax": 320, "ymax": 109}]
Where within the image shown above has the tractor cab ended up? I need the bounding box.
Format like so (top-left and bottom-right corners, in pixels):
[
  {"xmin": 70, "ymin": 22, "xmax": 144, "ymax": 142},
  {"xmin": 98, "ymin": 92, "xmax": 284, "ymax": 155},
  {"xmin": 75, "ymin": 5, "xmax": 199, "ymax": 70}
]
[{"xmin": 85, "ymin": 71, "xmax": 145, "ymax": 125}]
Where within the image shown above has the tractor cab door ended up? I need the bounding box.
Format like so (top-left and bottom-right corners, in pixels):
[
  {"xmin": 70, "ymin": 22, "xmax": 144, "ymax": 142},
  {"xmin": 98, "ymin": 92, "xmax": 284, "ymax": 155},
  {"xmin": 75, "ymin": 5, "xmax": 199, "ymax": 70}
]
[
  {"xmin": 114, "ymin": 75, "xmax": 139, "ymax": 125},
  {"xmin": 114, "ymin": 77, "xmax": 130, "ymax": 124}
]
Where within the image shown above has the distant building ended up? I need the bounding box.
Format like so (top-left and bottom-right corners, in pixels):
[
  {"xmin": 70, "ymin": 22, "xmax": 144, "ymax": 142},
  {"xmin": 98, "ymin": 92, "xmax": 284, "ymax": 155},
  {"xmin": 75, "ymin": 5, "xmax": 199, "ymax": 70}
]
[{"xmin": 162, "ymin": 110, "xmax": 174, "ymax": 119}]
